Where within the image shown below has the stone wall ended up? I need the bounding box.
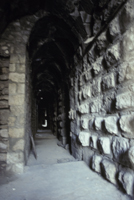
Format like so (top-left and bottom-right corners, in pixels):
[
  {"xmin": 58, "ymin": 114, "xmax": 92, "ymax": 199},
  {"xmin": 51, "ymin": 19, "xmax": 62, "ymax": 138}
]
[
  {"xmin": 70, "ymin": 0, "xmax": 134, "ymax": 197},
  {"xmin": 0, "ymin": 42, "xmax": 10, "ymax": 174},
  {"xmin": 0, "ymin": 11, "xmax": 46, "ymax": 174}
]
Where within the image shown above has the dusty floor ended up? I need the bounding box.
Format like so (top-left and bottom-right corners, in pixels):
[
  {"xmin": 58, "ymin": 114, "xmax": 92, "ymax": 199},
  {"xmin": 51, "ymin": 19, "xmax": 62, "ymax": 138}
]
[{"xmin": 0, "ymin": 131, "xmax": 132, "ymax": 200}]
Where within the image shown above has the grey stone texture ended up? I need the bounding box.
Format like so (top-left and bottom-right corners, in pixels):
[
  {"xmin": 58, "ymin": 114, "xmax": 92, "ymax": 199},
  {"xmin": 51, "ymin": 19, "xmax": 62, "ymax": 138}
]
[
  {"xmin": 101, "ymin": 159, "xmax": 117, "ymax": 185},
  {"xmin": 118, "ymin": 169, "xmax": 134, "ymax": 196},
  {"xmin": 104, "ymin": 115, "xmax": 118, "ymax": 135},
  {"xmin": 91, "ymin": 154, "xmax": 102, "ymax": 173},
  {"xmin": 78, "ymin": 131, "xmax": 90, "ymax": 147}
]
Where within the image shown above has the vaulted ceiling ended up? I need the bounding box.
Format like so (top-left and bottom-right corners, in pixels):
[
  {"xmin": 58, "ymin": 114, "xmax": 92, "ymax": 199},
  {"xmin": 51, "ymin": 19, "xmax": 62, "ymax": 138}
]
[{"xmin": 0, "ymin": 0, "xmax": 124, "ymax": 105}]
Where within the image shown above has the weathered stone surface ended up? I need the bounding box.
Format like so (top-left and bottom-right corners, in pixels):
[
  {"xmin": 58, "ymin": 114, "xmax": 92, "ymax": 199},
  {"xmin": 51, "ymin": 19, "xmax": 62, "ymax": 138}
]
[
  {"xmin": 90, "ymin": 99, "xmax": 102, "ymax": 113},
  {"xmin": 9, "ymin": 63, "xmax": 16, "ymax": 72},
  {"xmin": 13, "ymin": 139, "xmax": 25, "ymax": 151},
  {"xmin": 78, "ymin": 104, "xmax": 89, "ymax": 114},
  {"xmin": 9, "ymin": 73, "xmax": 25, "ymax": 83},
  {"xmin": 9, "ymin": 128, "xmax": 24, "ymax": 138},
  {"xmin": 2, "ymin": 88, "xmax": 8, "ymax": 95},
  {"xmin": 102, "ymin": 73, "xmax": 115, "ymax": 91},
  {"xmin": 0, "ymin": 142, "xmax": 7, "ymax": 150},
  {"xmin": 0, "ymin": 74, "xmax": 8, "ymax": 80},
  {"xmin": 105, "ymin": 43, "xmax": 120, "ymax": 67},
  {"xmin": 112, "ymin": 137, "xmax": 129, "ymax": 161},
  {"xmin": 0, "ymin": 110, "xmax": 9, "ymax": 122},
  {"xmin": 83, "ymin": 147, "xmax": 94, "ymax": 166},
  {"xmin": 119, "ymin": 114, "xmax": 134, "ymax": 138},
  {"xmin": 90, "ymin": 135, "xmax": 97, "ymax": 149},
  {"xmin": 10, "ymin": 105, "xmax": 25, "ymax": 116},
  {"xmin": 92, "ymin": 78, "xmax": 101, "ymax": 96},
  {"xmin": 0, "ymin": 153, "xmax": 6, "ymax": 161},
  {"xmin": 92, "ymin": 56, "xmax": 103, "ymax": 75},
  {"xmin": 17, "ymin": 83, "xmax": 25, "ymax": 94},
  {"xmin": 118, "ymin": 62, "xmax": 127, "ymax": 83},
  {"xmin": 11, "ymin": 162, "xmax": 24, "ymax": 174},
  {"xmin": 0, "ymin": 81, "xmax": 8, "ymax": 90},
  {"xmin": 0, "ymin": 129, "xmax": 8, "ymax": 138},
  {"xmin": 94, "ymin": 117, "xmax": 103, "ymax": 131},
  {"xmin": 10, "ymin": 54, "xmax": 26, "ymax": 64},
  {"xmin": 116, "ymin": 92, "xmax": 134, "ymax": 110},
  {"xmin": 96, "ymin": 32, "xmax": 108, "ymax": 55},
  {"xmin": 128, "ymin": 146, "xmax": 134, "ymax": 168},
  {"xmin": 101, "ymin": 159, "xmax": 116, "ymax": 184},
  {"xmin": 84, "ymin": 70, "xmax": 92, "ymax": 81},
  {"xmin": 9, "ymin": 94, "xmax": 24, "ymax": 105},
  {"xmin": 108, "ymin": 16, "xmax": 120, "ymax": 41},
  {"xmin": 82, "ymin": 86, "xmax": 91, "ymax": 99},
  {"xmin": 8, "ymin": 116, "xmax": 16, "ymax": 126},
  {"xmin": 119, "ymin": 0, "xmax": 134, "ymax": 33},
  {"xmin": 7, "ymin": 152, "xmax": 24, "ymax": 163},
  {"xmin": 118, "ymin": 169, "xmax": 134, "ymax": 196},
  {"xmin": 91, "ymin": 154, "xmax": 102, "ymax": 173},
  {"xmin": 104, "ymin": 115, "xmax": 118, "ymax": 135},
  {"xmin": 78, "ymin": 131, "xmax": 90, "ymax": 146},
  {"xmin": 98, "ymin": 137, "xmax": 111, "ymax": 155},
  {"xmin": 0, "ymin": 100, "xmax": 8, "ymax": 108},
  {"xmin": 121, "ymin": 26, "xmax": 134, "ymax": 61},
  {"xmin": 81, "ymin": 118, "xmax": 88, "ymax": 130}
]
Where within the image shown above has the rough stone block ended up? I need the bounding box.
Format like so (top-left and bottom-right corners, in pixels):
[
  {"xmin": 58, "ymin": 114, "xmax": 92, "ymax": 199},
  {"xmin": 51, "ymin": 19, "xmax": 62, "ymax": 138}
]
[
  {"xmin": 8, "ymin": 116, "xmax": 16, "ymax": 126},
  {"xmin": 119, "ymin": 114, "xmax": 134, "ymax": 138},
  {"xmin": 0, "ymin": 129, "xmax": 8, "ymax": 138},
  {"xmin": 10, "ymin": 105, "xmax": 25, "ymax": 116},
  {"xmin": 17, "ymin": 84, "xmax": 25, "ymax": 94},
  {"xmin": 78, "ymin": 104, "xmax": 89, "ymax": 114},
  {"xmin": 90, "ymin": 135, "xmax": 97, "ymax": 149},
  {"xmin": 0, "ymin": 142, "xmax": 7, "ymax": 150},
  {"xmin": 128, "ymin": 146, "xmax": 134, "ymax": 169},
  {"xmin": 91, "ymin": 154, "xmax": 102, "ymax": 173},
  {"xmin": 0, "ymin": 81, "xmax": 8, "ymax": 90},
  {"xmin": 96, "ymin": 32, "xmax": 108, "ymax": 55},
  {"xmin": 9, "ymin": 73, "xmax": 25, "ymax": 83},
  {"xmin": 82, "ymin": 85, "xmax": 91, "ymax": 99},
  {"xmin": 118, "ymin": 169, "xmax": 134, "ymax": 196},
  {"xmin": 81, "ymin": 118, "xmax": 88, "ymax": 130},
  {"xmin": 9, "ymin": 83, "xmax": 17, "ymax": 94},
  {"xmin": 0, "ymin": 153, "xmax": 6, "ymax": 161},
  {"xmin": 10, "ymin": 54, "xmax": 26, "ymax": 64},
  {"xmin": 116, "ymin": 92, "xmax": 134, "ymax": 109},
  {"xmin": 90, "ymin": 99, "xmax": 101, "ymax": 113},
  {"xmin": 0, "ymin": 100, "xmax": 8, "ymax": 108},
  {"xmin": 102, "ymin": 73, "xmax": 115, "ymax": 91},
  {"xmin": 83, "ymin": 147, "xmax": 94, "ymax": 166},
  {"xmin": 125, "ymin": 60, "xmax": 134, "ymax": 80},
  {"xmin": 16, "ymin": 64, "xmax": 25, "ymax": 73},
  {"xmin": 118, "ymin": 62, "xmax": 127, "ymax": 83},
  {"xmin": 105, "ymin": 43, "xmax": 120, "ymax": 67},
  {"xmin": 7, "ymin": 152, "xmax": 24, "ymax": 164},
  {"xmin": 98, "ymin": 137, "xmax": 111, "ymax": 155},
  {"xmin": 84, "ymin": 70, "xmax": 92, "ymax": 81},
  {"xmin": 9, "ymin": 63, "xmax": 16, "ymax": 72},
  {"xmin": 104, "ymin": 115, "xmax": 118, "ymax": 135},
  {"xmin": 94, "ymin": 117, "xmax": 103, "ymax": 131},
  {"xmin": 92, "ymin": 56, "xmax": 103, "ymax": 75},
  {"xmin": 92, "ymin": 78, "xmax": 101, "ymax": 96},
  {"xmin": 9, "ymin": 94, "xmax": 24, "ymax": 105},
  {"xmin": 78, "ymin": 131, "xmax": 90, "ymax": 146},
  {"xmin": 101, "ymin": 159, "xmax": 116, "ymax": 184},
  {"xmin": 0, "ymin": 110, "xmax": 9, "ymax": 122},
  {"xmin": 121, "ymin": 26, "xmax": 134, "ymax": 61},
  {"xmin": 9, "ymin": 128, "xmax": 24, "ymax": 138},
  {"xmin": 112, "ymin": 136, "xmax": 129, "ymax": 162},
  {"xmin": 108, "ymin": 16, "xmax": 120, "ymax": 41},
  {"xmin": 2, "ymin": 88, "xmax": 8, "ymax": 95},
  {"xmin": 0, "ymin": 74, "xmax": 8, "ymax": 80},
  {"xmin": 119, "ymin": 0, "xmax": 134, "ymax": 33}
]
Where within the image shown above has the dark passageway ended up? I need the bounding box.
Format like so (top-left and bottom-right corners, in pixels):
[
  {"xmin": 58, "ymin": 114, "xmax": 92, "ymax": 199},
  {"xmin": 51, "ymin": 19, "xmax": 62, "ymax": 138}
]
[{"xmin": 0, "ymin": 0, "xmax": 134, "ymax": 199}]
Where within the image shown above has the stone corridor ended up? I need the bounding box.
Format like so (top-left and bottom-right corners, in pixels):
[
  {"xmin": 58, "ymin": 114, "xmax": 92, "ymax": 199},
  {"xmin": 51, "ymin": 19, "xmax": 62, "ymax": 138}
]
[
  {"xmin": 0, "ymin": 131, "xmax": 132, "ymax": 200},
  {"xmin": 1, "ymin": 0, "xmax": 134, "ymax": 198}
]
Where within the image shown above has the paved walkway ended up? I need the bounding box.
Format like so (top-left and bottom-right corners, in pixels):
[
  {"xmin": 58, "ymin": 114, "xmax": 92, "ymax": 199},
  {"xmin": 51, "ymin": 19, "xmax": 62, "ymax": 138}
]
[{"xmin": 0, "ymin": 131, "xmax": 132, "ymax": 200}]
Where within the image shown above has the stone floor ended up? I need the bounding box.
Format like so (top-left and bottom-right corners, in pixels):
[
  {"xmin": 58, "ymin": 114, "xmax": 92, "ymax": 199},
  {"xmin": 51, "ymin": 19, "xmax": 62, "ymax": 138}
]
[{"xmin": 0, "ymin": 131, "xmax": 132, "ymax": 200}]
